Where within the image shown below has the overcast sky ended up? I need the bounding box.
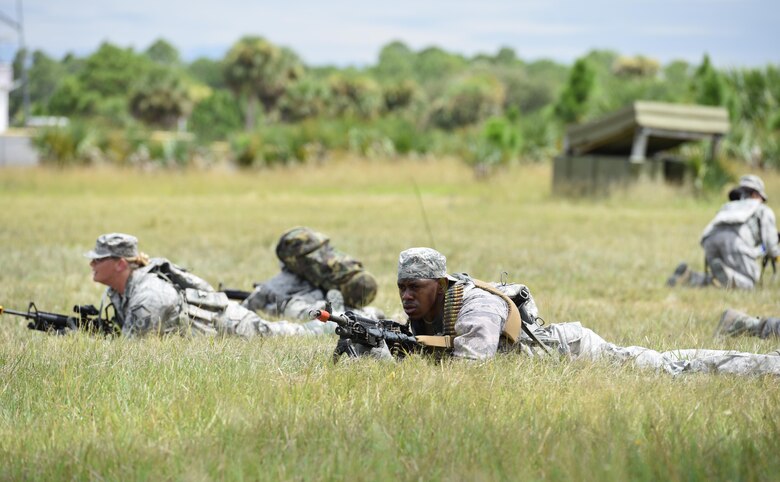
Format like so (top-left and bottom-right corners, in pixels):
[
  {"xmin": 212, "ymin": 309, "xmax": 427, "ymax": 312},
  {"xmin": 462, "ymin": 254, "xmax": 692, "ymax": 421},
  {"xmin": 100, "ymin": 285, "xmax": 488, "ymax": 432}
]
[{"xmin": 0, "ymin": 0, "xmax": 777, "ymax": 68}]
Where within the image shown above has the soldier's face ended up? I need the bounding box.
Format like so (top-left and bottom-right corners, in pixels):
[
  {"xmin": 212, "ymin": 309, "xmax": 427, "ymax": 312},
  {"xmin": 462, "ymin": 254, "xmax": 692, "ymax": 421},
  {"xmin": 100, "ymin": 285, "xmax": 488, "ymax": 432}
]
[
  {"xmin": 398, "ymin": 278, "xmax": 443, "ymax": 321},
  {"xmin": 90, "ymin": 257, "xmax": 120, "ymax": 285}
]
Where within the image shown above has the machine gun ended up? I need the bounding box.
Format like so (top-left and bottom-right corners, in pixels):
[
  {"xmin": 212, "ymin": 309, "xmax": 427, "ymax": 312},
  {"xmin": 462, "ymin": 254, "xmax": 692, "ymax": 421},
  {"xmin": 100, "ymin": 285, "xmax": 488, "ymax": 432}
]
[
  {"xmin": 310, "ymin": 308, "xmax": 418, "ymax": 362},
  {"xmin": 0, "ymin": 302, "xmax": 117, "ymax": 335}
]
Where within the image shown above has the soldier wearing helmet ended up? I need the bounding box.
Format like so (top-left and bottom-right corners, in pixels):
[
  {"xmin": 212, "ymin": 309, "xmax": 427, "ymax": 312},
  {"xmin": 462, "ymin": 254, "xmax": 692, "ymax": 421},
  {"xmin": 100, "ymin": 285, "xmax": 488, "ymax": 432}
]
[
  {"xmin": 85, "ymin": 233, "xmax": 330, "ymax": 338},
  {"xmin": 668, "ymin": 174, "xmax": 779, "ymax": 289},
  {"xmin": 387, "ymin": 247, "xmax": 780, "ymax": 375}
]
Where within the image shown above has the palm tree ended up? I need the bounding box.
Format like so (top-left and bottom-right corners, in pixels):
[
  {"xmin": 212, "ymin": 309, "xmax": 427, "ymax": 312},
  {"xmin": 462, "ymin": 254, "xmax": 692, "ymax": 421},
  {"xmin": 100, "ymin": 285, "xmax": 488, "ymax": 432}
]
[{"xmin": 223, "ymin": 36, "xmax": 304, "ymax": 130}]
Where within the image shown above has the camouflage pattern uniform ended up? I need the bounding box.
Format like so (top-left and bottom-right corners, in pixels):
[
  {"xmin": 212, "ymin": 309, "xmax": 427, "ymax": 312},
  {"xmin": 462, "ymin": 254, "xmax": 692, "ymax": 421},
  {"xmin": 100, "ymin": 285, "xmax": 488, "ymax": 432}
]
[
  {"xmin": 395, "ymin": 247, "xmax": 780, "ymax": 376},
  {"xmin": 88, "ymin": 233, "xmax": 330, "ymax": 338},
  {"xmin": 242, "ymin": 268, "xmax": 385, "ymax": 321},
  {"xmin": 700, "ymin": 197, "xmax": 779, "ymax": 289},
  {"xmin": 243, "ymin": 227, "xmax": 383, "ymax": 321},
  {"xmin": 669, "ymin": 175, "xmax": 779, "ymax": 289},
  {"xmin": 716, "ymin": 309, "xmax": 780, "ymax": 339}
]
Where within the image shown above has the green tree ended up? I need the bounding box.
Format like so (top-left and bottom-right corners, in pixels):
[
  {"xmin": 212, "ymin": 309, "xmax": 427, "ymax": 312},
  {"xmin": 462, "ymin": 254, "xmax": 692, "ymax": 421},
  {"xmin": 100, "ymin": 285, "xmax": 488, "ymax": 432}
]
[
  {"xmin": 415, "ymin": 47, "xmax": 467, "ymax": 92},
  {"xmin": 79, "ymin": 42, "xmax": 151, "ymax": 98},
  {"xmin": 10, "ymin": 49, "xmax": 66, "ymax": 121},
  {"xmin": 189, "ymin": 89, "xmax": 243, "ymax": 141},
  {"xmin": 129, "ymin": 67, "xmax": 193, "ymax": 129},
  {"xmin": 277, "ymin": 77, "xmax": 330, "ymax": 122},
  {"xmin": 382, "ymin": 79, "xmax": 421, "ymax": 112},
  {"xmin": 429, "ymin": 74, "xmax": 505, "ymax": 129},
  {"xmin": 145, "ymin": 38, "xmax": 181, "ymax": 66},
  {"xmin": 223, "ymin": 36, "xmax": 304, "ymax": 130},
  {"xmin": 494, "ymin": 46, "xmax": 519, "ymax": 66},
  {"xmin": 328, "ymin": 73, "xmax": 383, "ymax": 119},
  {"xmin": 553, "ymin": 58, "xmax": 595, "ymax": 124},
  {"xmin": 661, "ymin": 60, "xmax": 692, "ymax": 102},
  {"xmin": 497, "ymin": 68, "xmax": 554, "ymax": 114},
  {"xmin": 691, "ymin": 54, "xmax": 724, "ymax": 106},
  {"xmin": 188, "ymin": 57, "xmax": 225, "ymax": 89},
  {"xmin": 373, "ymin": 41, "xmax": 415, "ymax": 82},
  {"xmin": 48, "ymin": 75, "xmax": 100, "ymax": 116}
]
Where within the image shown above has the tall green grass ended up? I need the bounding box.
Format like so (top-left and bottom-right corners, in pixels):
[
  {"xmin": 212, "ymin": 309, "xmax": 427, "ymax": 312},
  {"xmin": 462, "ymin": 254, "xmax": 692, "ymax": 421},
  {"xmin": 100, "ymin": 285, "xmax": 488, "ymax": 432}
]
[{"xmin": 1, "ymin": 159, "xmax": 779, "ymax": 480}]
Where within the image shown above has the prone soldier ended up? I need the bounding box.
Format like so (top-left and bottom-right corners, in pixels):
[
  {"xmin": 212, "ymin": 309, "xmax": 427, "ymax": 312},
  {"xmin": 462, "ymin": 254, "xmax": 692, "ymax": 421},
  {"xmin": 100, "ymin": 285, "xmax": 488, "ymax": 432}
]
[{"xmin": 346, "ymin": 247, "xmax": 780, "ymax": 376}]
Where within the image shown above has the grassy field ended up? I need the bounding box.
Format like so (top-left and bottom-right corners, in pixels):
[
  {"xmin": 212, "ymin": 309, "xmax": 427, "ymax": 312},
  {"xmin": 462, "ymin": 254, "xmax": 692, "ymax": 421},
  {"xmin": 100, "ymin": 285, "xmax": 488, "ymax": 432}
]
[{"xmin": 1, "ymin": 158, "xmax": 779, "ymax": 481}]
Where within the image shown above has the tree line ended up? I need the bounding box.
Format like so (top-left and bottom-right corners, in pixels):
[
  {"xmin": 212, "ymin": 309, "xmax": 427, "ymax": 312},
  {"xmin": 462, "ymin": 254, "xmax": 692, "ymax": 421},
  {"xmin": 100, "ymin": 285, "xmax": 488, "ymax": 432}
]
[{"xmin": 11, "ymin": 36, "xmax": 780, "ymax": 178}]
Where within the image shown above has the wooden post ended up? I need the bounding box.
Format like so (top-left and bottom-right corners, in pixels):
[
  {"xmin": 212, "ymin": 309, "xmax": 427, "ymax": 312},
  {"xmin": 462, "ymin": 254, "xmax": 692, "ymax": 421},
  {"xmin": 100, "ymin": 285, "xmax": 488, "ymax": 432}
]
[{"xmin": 630, "ymin": 128, "xmax": 649, "ymax": 163}]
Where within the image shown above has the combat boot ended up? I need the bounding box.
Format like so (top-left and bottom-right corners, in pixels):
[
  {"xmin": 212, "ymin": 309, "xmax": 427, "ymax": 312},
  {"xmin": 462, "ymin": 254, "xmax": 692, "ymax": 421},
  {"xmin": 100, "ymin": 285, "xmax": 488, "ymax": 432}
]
[
  {"xmin": 666, "ymin": 262, "xmax": 691, "ymax": 287},
  {"xmin": 709, "ymin": 258, "xmax": 730, "ymax": 288},
  {"xmin": 716, "ymin": 309, "xmax": 761, "ymax": 337}
]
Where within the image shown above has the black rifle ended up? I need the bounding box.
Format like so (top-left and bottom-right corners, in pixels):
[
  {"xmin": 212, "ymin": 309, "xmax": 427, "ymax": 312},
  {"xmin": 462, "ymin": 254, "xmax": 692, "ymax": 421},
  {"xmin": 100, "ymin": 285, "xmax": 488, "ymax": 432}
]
[
  {"xmin": 759, "ymin": 231, "xmax": 780, "ymax": 284},
  {"xmin": 217, "ymin": 283, "xmax": 253, "ymax": 301},
  {"xmin": 220, "ymin": 288, "xmax": 252, "ymax": 301},
  {"xmin": 0, "ymin": 302, "xmax": 117, "ymax": 335},
  {"xmin": 310, "ymin": 308, "xmax": 419, "ymax": 362}
]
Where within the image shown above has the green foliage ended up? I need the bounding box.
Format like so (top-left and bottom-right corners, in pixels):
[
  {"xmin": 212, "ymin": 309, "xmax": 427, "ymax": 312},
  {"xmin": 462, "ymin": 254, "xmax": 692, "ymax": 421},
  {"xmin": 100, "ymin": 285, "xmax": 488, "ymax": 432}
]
[
  {"xmin": 519, "ymin": 111, "xmax": 559, "ymax": 161},
  {"xmin": 483, "ymin": 113, "xmax": 522, "ymax": 159},
  {"xmin": 372, "ymin": 115, "xmax": 431, "ymax": 155},
  {"xmin": 691, "ymin": 54, "xmax": 725, "ymax": 106},
  {"xmin": 9, "ymin": 49, "xmax": 66, "ymax": 122},
  {"xmin": 382, "ymin": 79, "xmax": 422, "ymax": 112},
  {"xmin": 146, "ymin": 135, "xmax": 196, "ymax": 167},
  {"xmin": 229, "ymin": 124, "xmax": 321, "ymax": 167},
  {"xmin": 223, "ymin": 36, "xmax": 304, "ymax": 130},
  {"xmin": 187, "ymin": 57, "xmax": 226, "ymax": 89},
  {"xmin": 429, "ymin": 74, "xmax": 505, "ymax": 129},
  {"xmin": 498, "ymin": 68, "xmax": 555, "ymax": 114},
  {"xmin": 373, "ymin": 41, "xmax": 416, "ymax": 81},
  {"xmin": 327, "ymin": 73, "xmax": 384, "ymax": 119},
  {"xmin": 129, "ymin": 68, "xmax": 193, "ymax": 129},
  {"xmin": 681, "ymin": 143, "xmax": 735, "ymax": 193},
  {"xmin": 32, "ymin": 123, "xmax": 90, "ymax": 166},
  {"xmin": 79, "ymin": 42, "xmax": 152, "ymax": 99},
  {"xmin": 721, "ymin": 66, "xmax": 780, "ymax": 169},
  {"xmin": 277, "ymin": 77, "xmax": 331, "ymax": 122},
  {"xmin": 554, "ymin": 58, "xmax": 595, "ymax": 123},
  {"xmin": 189, "ymin": 90, "xmax": 243, "ymax": 141},
  {"xmin": 144, "ymin": 38, "xmax": 181, "ymax": 65},
  {"xmin": 48, "ymin": 75, "xmax": 101, "ymax": 116},
  {"xmin": 12, "ymin": 35, "xmax": 780, "ymax": 177},
  {"xmin": 415, "ymin": 46, "xmax": 468, "ymax": 95}
]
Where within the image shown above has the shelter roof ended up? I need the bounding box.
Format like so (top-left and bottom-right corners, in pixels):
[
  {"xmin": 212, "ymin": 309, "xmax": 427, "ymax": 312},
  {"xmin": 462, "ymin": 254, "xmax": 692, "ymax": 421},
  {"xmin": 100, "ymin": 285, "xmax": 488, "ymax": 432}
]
[{"xmin": 565, "ymin": 101, "xmax": 730, "ymax": 156}]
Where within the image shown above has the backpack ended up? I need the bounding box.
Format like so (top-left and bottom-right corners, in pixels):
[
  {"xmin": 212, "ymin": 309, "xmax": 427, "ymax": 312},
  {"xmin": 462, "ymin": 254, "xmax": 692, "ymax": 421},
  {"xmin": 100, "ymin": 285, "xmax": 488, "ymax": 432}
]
[
  {"xmin": 142, "ymin": 257, "xmax": 230, "ymax": 328},
  {"xmin": 276, "ymin": 227, "xmax": 378, "ymax": 307}
]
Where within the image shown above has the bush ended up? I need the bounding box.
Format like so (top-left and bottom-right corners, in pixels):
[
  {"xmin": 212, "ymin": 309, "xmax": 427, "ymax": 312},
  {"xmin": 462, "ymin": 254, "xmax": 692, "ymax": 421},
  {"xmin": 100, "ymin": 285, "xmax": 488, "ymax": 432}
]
[
  {"xmin": 189, "ymin": 90, "xmax": 243, "ymax": 142},
  {"xmin": 429, "ymin": 74, "xmax": 505, "ymax": 130}
]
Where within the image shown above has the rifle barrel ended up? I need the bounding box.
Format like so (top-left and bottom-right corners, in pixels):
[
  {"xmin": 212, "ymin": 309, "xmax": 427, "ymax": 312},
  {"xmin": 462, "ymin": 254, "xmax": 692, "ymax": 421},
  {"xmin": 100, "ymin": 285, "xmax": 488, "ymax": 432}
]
[{"xmin": 0, "ymin": 306, "xmax": 30, "ymax": 317}]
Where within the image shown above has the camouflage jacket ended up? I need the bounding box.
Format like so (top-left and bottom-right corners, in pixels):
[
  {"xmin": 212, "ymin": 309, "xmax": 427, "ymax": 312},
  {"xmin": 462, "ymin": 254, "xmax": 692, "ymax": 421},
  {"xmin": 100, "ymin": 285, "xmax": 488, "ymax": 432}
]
[
  {"xmin": 411, "ymin": 274, "xmax": 541, "ymax": 360},
  {"xmin": 107, "ymin": 269, "xmax": 185, "ymax": 337},
  {"xmin": 107, "ymin": 263, "xmax": 272, "ymax": 338},
  {"xmin": 701, "ymin": 199, "xmax": 779, "ymax": 259}
]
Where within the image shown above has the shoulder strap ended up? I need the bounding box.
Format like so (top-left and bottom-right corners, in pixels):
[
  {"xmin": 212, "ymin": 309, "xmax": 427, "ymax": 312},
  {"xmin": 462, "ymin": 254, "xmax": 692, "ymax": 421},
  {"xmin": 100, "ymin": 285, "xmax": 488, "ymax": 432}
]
[
  {"xmin": 470, "ymin": 279, "xmax": 521, "ymax": 344},
  {"xmin": 413, "ymin": 278, "xmax": 523, "ymax": 349}
]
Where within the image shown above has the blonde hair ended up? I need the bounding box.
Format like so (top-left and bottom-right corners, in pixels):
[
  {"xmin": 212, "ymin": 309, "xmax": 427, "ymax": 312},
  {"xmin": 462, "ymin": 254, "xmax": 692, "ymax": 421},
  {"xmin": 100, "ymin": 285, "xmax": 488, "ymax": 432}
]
[{"xmin": 125, "ymin": 252, "xmax": 150, "ymax": 269}]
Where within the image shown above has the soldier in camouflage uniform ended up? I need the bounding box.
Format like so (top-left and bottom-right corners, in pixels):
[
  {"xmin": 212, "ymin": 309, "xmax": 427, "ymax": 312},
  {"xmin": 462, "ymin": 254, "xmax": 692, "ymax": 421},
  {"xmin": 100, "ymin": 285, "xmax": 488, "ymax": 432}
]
[
  {"xmin": 389, "ymin": 247, "xmax": 780, "ymax": 375},
  {"xmin": 86, "ymin": 233, "xmax": 331, "ymax": 338},
  {"xmin": 667, "ymin": 175, "xmax": 779, "ymax": 289},
  {"xmin": 242, "ymin": 227, "xmax": 384, "ymax": 320}
]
